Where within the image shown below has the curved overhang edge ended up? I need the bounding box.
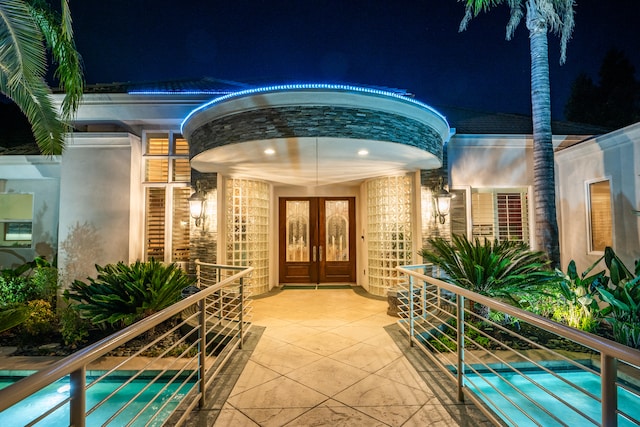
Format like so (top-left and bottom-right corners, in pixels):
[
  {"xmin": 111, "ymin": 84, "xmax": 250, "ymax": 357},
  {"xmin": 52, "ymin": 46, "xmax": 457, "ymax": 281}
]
[{"xmin": 181, "ymin": 84, "xmax": 451, "ymax": 142}]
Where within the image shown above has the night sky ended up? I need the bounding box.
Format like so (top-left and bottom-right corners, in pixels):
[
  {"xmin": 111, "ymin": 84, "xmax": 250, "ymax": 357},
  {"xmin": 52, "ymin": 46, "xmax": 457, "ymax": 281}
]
[{"xmin": 70, "ymin": 0, "xmax": 640, "ymax": 120}]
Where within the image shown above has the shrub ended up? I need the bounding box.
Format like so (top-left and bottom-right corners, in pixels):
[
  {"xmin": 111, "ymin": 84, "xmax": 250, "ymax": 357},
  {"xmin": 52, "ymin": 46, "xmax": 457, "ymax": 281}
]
[
  {"xmin": 59, "ymin": 303, "xmax": 90, "ymax": 347},
  {"xmin": 64, "ymin": 259, "xmax": 195, "ymax": 329},
  {"xmin": 0, "ymin": 275, "xmax": 35, "ymax": 305},
  {"xmin": 21, "ymin": 299, "xmax": 56, "ymax": 337},
  {"xmin": 30, "ymin": 263, "xmax": 59, "ymax": 305},
  {"xmin": 0, "ymin": 257, "xmax": 58, "ymax": 306}
]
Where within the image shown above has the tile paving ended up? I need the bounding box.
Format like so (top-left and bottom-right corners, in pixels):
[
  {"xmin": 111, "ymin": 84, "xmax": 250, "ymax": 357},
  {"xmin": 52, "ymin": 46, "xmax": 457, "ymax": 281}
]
[{"xmin": 190, "ymin": 287, "xmax": 490, "ymax": 426}]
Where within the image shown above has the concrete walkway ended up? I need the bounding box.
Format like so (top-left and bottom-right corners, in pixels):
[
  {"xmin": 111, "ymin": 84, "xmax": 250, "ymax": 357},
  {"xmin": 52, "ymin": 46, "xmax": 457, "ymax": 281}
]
[{"xmin": 193, "ymin": 287, "xmax": 489, "ymax": 427}]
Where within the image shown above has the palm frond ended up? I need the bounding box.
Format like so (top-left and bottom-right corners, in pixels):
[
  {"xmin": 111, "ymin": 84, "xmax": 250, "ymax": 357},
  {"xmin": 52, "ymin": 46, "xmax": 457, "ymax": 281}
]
[
  {"xmin": 0, "ymin": 71, "xmax": 66, "ymax": 154},
  {"xmin": 0, "ymin": 0, "xmax": 68, "ymax": 154},
  {"xmin": 0, "ymin": 0, "xmax": 47, "ymax": 84},
  {"xmin": 28, "ymin": 0, "xmax": 83, "ymax": 119}
]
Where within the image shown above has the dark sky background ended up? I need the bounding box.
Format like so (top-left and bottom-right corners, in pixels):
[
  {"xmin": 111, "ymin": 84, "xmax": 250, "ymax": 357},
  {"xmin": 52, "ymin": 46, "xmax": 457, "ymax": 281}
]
[{"xmin": 70, "ymin": 0, "xmax": 639, "ymax": 120}]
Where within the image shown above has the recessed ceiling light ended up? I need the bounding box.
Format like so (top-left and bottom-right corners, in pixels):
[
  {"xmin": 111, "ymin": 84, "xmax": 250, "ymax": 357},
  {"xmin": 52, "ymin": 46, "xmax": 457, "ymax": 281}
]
[
  {"xmin": 264, "ymin": 148, "xmax": 275, "ymax": 155},
  {"xmin": 358, "ymin": 149, "xmax": 369, "ymax": 156}
]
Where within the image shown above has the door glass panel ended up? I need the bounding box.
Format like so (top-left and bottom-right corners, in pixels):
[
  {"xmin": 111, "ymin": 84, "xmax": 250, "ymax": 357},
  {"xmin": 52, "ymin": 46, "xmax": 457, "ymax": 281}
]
[
  {"xmin": 325, "ymin": 200, "xmax": 349, "ymax": 262},
  {"xmin": 286, "ymin": 201, "xmax": 309, "ymax": 262}
]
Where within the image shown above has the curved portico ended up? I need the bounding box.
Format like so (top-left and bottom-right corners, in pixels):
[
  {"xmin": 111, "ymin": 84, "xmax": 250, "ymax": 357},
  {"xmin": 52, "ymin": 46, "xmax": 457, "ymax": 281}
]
[
  {"xmin": 182, "ymin": 84, "xmax": 450, "ymax": 186},
  {"xmin": 181, "ymin": 84, "xmax": 451, "ymax": 295}
]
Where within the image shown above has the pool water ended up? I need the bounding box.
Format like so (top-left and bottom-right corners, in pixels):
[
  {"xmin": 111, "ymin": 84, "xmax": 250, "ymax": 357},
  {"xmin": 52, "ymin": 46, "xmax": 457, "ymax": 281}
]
[
  {"xmin": 0, "ymin": 372, "xmax": 195, "ymax": 426},
  {"xmin": 466, "ymin": 369, "xmax": 639, "ymax": 427}
]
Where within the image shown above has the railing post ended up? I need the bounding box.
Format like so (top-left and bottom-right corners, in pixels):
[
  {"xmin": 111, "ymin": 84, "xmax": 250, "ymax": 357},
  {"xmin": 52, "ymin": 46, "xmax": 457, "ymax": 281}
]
[
  {"xmin": 409, "ymin": 275, "xmax": 415, "ymax": 347},
  {"xmin": 198, "ymin": 297, "xmax": 207, "ymax": 408},
  {"xmin": 457, "ymin": 294, "xmax": 465, "ymax": 402},
  {"xmin": 601, "ymin": 353, "xmax": 618, "ymax": 427},
  {"xmin": 195, "ymin": 259, "xmax": 201, "ymax": 287},
  {"xmin": 239, "ymin": 276, "xmax": 244, "ymax": 349},
  {"xmin": 69, "ymin": 366, "xmax": 86, "ymax": 427}
]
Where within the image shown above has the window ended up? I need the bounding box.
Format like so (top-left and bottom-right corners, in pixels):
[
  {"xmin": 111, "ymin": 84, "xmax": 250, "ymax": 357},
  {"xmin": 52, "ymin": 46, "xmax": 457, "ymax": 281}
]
[
  {"xmin": 471, "ymin": 188, "xmax": 529, "ymax": 244},
  {"xmin": 587, "ymin": 179, "xmax": 612, "ymax": 252},
  {"xmin": 143, "ymin": 132, "xmax": 191, "ymax": 264},
  {"xmin": 0, "ymin": 193, "xmax": 33, "ymax": 248}
]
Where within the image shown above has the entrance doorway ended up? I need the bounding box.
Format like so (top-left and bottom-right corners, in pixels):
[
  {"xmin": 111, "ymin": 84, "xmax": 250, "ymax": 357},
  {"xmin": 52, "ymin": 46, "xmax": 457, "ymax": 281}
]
[{"xmin": 279, "ymin": 197, "xmax": 356, "ymax": 284}]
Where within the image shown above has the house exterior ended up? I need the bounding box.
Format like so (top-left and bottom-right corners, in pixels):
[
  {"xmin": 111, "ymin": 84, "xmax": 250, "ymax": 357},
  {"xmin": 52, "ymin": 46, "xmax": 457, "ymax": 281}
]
[{"xmin": 1, "ymin": 81, "xmax": 638, "ymax": 296}]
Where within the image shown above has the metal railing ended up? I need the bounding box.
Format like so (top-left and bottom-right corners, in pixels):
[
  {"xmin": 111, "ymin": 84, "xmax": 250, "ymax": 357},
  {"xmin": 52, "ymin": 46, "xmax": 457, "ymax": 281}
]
[
  {"xmin": 0, "ymin": 261, "xmax": 253, "ymax": 427},
  {"xmin": 396, "ymin": 264, "xmax": 640, "ymax": 427}
]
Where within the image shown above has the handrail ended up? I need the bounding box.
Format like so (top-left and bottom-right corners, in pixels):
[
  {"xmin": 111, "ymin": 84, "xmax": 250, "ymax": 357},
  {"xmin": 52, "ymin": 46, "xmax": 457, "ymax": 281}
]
[
  {"xmin": 398, "ymin": 264, "xmax": 640, "ymax": 366},
  {"xmin": 396, "ymin": 264, "xmax": 640, "ymax": 427},
  {"xmin": 0, "ymin": 263, "xmax": 253, "ymax": 421}
]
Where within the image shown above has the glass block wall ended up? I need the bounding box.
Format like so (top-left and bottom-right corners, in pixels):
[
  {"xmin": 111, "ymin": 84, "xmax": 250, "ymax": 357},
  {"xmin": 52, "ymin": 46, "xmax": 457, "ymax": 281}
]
[
  {"xmin": 366, "ymin": 175, "xmax": 413, "ymax": 296},
  {"xmin": 225, "ymin": 178, "xmax": 270, "ymax": 295}
]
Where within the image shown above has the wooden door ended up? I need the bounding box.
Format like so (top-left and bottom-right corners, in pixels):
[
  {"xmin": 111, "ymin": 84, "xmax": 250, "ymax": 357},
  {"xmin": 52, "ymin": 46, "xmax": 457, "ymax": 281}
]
[{"xmin": 279, "ymin": 197, "xmax": 356, "ymax": 284}]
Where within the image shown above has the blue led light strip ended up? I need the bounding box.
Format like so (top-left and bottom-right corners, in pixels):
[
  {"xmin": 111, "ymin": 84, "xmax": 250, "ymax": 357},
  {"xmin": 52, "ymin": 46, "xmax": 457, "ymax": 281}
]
[
  {"xmin": 180, "ymin": 83, "xmax": 447, "ymax": 133},
  {"xmin": 127, "ymin": 90, "xmax": 234, "ymax": 95}
]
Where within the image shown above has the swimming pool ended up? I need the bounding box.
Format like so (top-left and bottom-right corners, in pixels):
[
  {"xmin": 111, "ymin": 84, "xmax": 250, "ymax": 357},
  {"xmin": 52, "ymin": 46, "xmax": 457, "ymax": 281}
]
[
  {"xmin": 466, "ymin": 368, "xmax": 639, "ymax": 427},
  {"xmin": 0, "ymin": 371, "xmax": 195, "ymax": 426}
]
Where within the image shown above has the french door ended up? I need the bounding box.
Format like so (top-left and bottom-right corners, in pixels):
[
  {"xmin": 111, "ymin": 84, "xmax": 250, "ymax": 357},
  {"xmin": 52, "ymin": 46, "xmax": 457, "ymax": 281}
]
[{"xmin": 279, "ymin": 197, "xmax": 356, "ymax": 284}]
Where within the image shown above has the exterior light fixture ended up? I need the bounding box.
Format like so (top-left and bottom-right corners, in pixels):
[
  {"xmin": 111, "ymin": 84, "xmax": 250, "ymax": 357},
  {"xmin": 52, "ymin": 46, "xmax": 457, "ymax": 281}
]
[
  {"xmin": 433, "ymin": 176, "xmax": 452, "ymax": 224},
  {"xmin": 264, "ymin": 148, "xmax": 275, "ymax": 155},
  {"xmin": 358, "ymin": 149, "xmax": 369, "ymax": 156},
  {"xmin": 188, "ymin": 182, "xmax": 206, "ymax": 227}
]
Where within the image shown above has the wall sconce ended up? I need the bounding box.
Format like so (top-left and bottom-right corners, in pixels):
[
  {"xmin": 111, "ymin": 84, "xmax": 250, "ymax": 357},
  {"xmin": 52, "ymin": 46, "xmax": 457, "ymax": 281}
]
[
  {"xmin": 188, "ymin": 182, "xmax": 206, "ymax": 227},
  {"xmin": 433, "ymin": 177, "xmax": 452, "ymax": 224}
]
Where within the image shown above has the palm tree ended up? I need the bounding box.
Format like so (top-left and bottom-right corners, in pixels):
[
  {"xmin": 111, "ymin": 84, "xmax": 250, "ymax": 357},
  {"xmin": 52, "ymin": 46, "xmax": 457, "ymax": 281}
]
[
  {"xmin": 458, "ymin": 0, "xmax": 575, "ymax": 267},
  {"xmin": 0, "ymin": 0, "xmax": 83, "ymax": 155}
]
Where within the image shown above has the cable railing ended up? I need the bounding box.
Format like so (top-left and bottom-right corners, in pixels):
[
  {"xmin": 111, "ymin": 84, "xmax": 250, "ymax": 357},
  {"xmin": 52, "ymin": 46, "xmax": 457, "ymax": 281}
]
[
  {"xmin": 0, "ymin": 261, "xmax": 253, "ymax": 427},
  {"xmin": 396, "ymin": 264, "xmax": 640, "ymax": 427}
]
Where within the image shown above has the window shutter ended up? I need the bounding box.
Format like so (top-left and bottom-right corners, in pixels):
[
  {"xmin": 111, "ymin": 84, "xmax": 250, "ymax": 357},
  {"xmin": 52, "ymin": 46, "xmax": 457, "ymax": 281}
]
[
  {"xmin": 589, "ymin": 180, "xmax": 612, "ymax": 252},
  {"xmin": 172, "ymin": 187, "xmax": 191, "ymax": 262},
  {"xmin": 145, "ymin": 187, "xmax": 166, "ymax": 260},
  {"xmin": 472, "ymin": 192, "xmax": 495, "ymax": 239}
]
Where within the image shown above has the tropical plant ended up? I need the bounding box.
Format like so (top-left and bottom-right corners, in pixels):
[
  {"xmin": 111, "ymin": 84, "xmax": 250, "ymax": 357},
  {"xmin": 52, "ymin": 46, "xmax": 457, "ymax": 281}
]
[
  {"xmin": 64, "ymin": 259, "xmax": 195, "ymax": 329},
  {"xmin": 0, "ymin": 0, "xmax": 84, "ymax": 154},
  {"xmin": 420, "ymin": 235, "xmax": 559, "ymax": 317},
  {"xmin": 596, "ymin": 248, "xmax": 640, "ymax": 349},
  {"xmin": 0, "ymin": 304, "xmax": 29, "ymax": 333},
  {"xmin": 457, "ymin": 0, "xmax": 577, "ymax": 267},
  {"xmin": 554, "ymin": 258, "xmax": 606, "ymax": 332}
]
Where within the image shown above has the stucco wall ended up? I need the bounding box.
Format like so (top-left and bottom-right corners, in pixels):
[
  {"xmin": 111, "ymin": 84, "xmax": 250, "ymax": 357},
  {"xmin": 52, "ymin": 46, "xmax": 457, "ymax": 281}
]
[
  {"xmin": 556, "ymin": 123, "xmax": 640, "ymax": 272},
  {"xmin": 0, "ymin": 156, "xmax": 60, "ymax": 268},
  {"xmin": 57, "ymin": 133, "xmax": 141, "ymax": 287},
  {"xmin": 447, "ymin": 134, "xmax": 533, "ymax": 187}
]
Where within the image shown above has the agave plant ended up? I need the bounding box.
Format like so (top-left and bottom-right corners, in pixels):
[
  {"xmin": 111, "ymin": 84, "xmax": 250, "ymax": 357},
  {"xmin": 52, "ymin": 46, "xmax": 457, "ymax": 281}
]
[
  {"xmin": 420, "ymin": 235, "xmax": 559, "ymax": 316},
  {"xmin": 64, "ymin": 259, "xmax": 195, "ymax": 329}
]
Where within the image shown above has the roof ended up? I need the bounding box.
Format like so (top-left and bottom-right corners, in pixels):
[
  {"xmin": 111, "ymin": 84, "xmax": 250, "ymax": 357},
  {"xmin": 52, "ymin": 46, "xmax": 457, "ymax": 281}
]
[
  {"xmin": 80, "ymin": 76, "xmax": 251, "ymax": 95},
  {"xmin": 433, "ymin": 105, "xmax": 612, "ymax": 136},
  {"xmin": 1, "ymin": 78, "xmax": 613, "ymax": 155}
]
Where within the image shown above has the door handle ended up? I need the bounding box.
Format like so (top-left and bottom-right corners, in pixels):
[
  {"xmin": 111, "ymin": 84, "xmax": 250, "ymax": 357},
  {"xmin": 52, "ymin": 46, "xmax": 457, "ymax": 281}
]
[
  {"xmin": 313, "ymin": 246, "xmax": 316, "ymax": 262},
  {"xmin": 319, "ymin": 246, "xmax": 323, "ymax": 262}
]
